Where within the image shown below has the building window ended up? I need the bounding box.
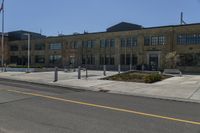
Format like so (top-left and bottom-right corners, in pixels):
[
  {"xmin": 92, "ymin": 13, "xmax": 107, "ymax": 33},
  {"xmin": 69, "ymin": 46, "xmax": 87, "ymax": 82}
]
[
  {"xmin": 21, "ymin": 44, "xmax": 28, "ymax": 51},
  {"xmin": 82, "ymin": 55, "xmax": 95, "ymax": 65},
  {"xmin": 82, "ymin": 41, "xmax": 87, "ymax": 48},
  {"xmin": 105, "ymin": 55, "xmax": 109, "ymax": 65},
  {"xmin": 144, "ymin": 37, "xmax": 150, "ymax": 46},
  {"xmin": 126, "ymin": 54, "xmax": 130, "ymax": 65},
  {"xmin": 178, "ymin": 53, "xmax": 200, "ymax": 66},
  {"xmin": 177, "ymin": 34, "xmax": 200, "ymax": 45},
  {"xmin": 127, "ymin": 38, "xmax": 132, "ymax": 47},
  {"xmin": 70, "ymin": 41, "xmax": 79, "ymax": 49},
  {"xmin": 198, "ymin": 34, "xmax": 200, "ymax": 44},
  {"xmin": 105, "ymin": 40, "xmax": 110, "ymax": 48},
  {"xmin": 128, "ymin": 38, "xmax": 137, "ymax": 47},
  {"xmin": 132, "ymin": 38, "xmax": 137, "ymax": 46},
  {"xmin": 87, "ymin": 40, "xmax": 93, "ymax": 48},
  {"xmin": 158, "ymin": 36, "xmax": 166, "ymax": 45},
  {"xmin": 177, "ymin": 35, "xmax": 186, "ymax": 45},
  {"xmin": 35, "ymin": 43, "xmax": 45, "ymax": 50},
  {"xmin": 82, "ymin": 56, "xmax": 86, "ymax": 65},
  {"xmin": 132, "ymin": 55, "xmax": 138, "ymax": 65},
  {"xmin": 49, "ymin": 55, "xmax": 62, "ymax": 63},
  {"xmin": 120, "ymin": 54, "xmax": 137, "ymax": 65},
  {"xmin": 91, "ymin": 55, "xmax": 95, "ymax": 65},
  {"xmin": 99, "ymin": 55, "xmax": 114, "ymax": 65},
  {"xmin": 121, "ymin": 38, "xmax": 126, "ymax": 47},
  {"xmin": 35, "ymin": 55, "xmax": 45, "ymax": 63},
  {"xmin": 100, "ymin": 55, "xmax": 105, "ymax": 65},
  {"xmin": 86, "ymin": 55, "xmax": 95, "ymax": 65},
  {"xmin": 10, "ymin": 45, "xmax": 18, "ymax": 51},
  {"xmin": 100, "ymin": 39, "xmax": 115, "ymax": 48},
  {"xmin": 49, "ymin": 43, "xmax": 62, "ymax": 50},
  {"xmin": 10, "ymin": 56, "xmax": 18, "ymax": 64},
  {"xmin": 110, "ymin": 39, "xmax": 115, "ymax": 48},
  {"xmin": 82, "ymin": 40, "xmax": 95, "ymax": 48},
  {"xmin": 110, "ymin": 56, "xmax": 115, "ymax": 65},
  {"xmin": 120, "ymin": 54, "xmax": 125, "ymax": 65},
  {"xmin": 100, "ymin": 40, "xmax": 105, "ymax": 48},
  {"xmin": 145, "ymin": 36, "xmax": 166, "ymax": 46},
  {"xmin": 151, "ymin": 36, "xmax": 158, "ymax": 45},
  {"xmin": 121, "ymin": 37, "xmax": 137, "ymax": 47}
]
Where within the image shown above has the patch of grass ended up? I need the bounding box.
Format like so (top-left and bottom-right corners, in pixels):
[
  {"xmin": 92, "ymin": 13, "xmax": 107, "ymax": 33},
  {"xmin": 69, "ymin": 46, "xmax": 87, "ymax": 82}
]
[{"xmin": 103, "ymin": 71, "xmax": 172, "ymax": 83}]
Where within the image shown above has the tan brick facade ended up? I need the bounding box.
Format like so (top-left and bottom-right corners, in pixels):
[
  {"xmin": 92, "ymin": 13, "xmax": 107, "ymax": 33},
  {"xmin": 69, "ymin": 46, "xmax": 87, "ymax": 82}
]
[{"xmin": 2, "ymin": 23, "xmax": 200, "ymax": 72}]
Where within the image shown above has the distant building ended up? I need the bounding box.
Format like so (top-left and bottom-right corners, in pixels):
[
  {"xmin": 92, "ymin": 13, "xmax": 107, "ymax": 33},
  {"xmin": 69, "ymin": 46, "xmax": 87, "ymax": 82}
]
[
  {"xmin": 1, "ymin": 22, "xmax": 200, "ymax": 72},
  {"xmin": 8, "ymin": 30, "xmax": 46, "ymax": 41},
  {"xmin": 106, "ymin": 22, "xmax": 142, "ymax": 32}
]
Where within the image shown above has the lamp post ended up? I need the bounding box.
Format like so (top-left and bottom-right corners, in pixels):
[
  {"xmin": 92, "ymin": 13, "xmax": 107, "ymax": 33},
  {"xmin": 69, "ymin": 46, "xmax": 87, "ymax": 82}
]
[
  {"xmin": 130, "ymin": 39, "xmax": 133, "ymax": 71},
  {"xmin": 24, "ymin": 33, "xmax": 30, "ymax": 73},
  {"xmin": 1, "ymin": 0, "xmax": 5, "ymax": 72}
]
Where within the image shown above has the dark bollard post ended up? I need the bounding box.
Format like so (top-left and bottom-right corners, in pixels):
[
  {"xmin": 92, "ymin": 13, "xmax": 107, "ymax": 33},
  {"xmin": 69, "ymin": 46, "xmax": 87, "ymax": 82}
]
[
  {"xmin": 118, "ymin": 64, "xmax": 121, "ymax": 74},
  {"xmin": 78, "ymin": 66, "xmax": 81, "ymax": 79},
  {"xmin": 85, "ymin": 68, "xmax": 88, "ymax": 79},
  {"xmin": 103, "ymin": 65, "xmax": 106, "ymax": 76},
  {"xmin": 54, "ymin": 67, "xmax": 58, "ymax": 82},
  {"xmin": 130, "ymin": 64, "xmax": 132, "ymax": 71},
  {"xmin": 4, "ymin": 64, "xmax": 7, "ymax": 72}
]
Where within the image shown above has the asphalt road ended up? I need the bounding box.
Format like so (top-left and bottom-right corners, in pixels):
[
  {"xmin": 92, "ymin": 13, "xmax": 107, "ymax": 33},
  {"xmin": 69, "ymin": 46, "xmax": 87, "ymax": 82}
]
[{"xmin": 0, "ymin": 79, "xmax": 199, "ymax": 133}]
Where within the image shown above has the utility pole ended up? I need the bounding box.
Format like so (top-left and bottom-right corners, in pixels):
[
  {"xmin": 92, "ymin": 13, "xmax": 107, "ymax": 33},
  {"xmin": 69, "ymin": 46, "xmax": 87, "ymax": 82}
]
[
  {"xmin": 1, "ymin": 0, "xmax": 4, "ymax": 72},
  {"xmin": 130, "ymin": 39, "xmax": 133, "ymax": 71},
  {"xmin": 180, "ymin": 12, "xmax": 186, "ymax": 25},
  {"xmin": 180, "ymin": 12, "xmax": 183, "ymax": 25}
]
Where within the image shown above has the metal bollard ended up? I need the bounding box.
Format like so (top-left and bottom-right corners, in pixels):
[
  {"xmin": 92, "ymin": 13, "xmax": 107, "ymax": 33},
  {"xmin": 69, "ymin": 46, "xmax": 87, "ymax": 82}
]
[
  {"xmin": 130, "ymin": 64, "xmax": 132, "ymax": 71},
  {"xmin": 103, "ymin": 65, "xmax": 106, "ymax": 76},
  {"xmin": 85, "ymin": 68, "xmax": 88, "ymax": 79},
  {"xmin": 78, "ymin": 66, "xmax": 81, "ymax": 79},
  {"xmin": 118, "ymin": 64, "xmax": 121, "ymax": 74},
  {"xmin": 54, "ymin": 67, "xmax": 58, "ymax": 82},
  {"xmin": 4, "ymin": 65, "xmax": 7, "ymax": 72}
]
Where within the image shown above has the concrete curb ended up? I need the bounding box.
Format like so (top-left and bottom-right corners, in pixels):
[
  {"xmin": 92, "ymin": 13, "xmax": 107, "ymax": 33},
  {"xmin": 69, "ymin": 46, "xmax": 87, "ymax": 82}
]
[
  {"xmin": 0, "ymin": 77, "xmax": 200, "ymax": 104},
  {"xmin": 0, "ymin": 77, "xmax": 100, "ymax": 92},
  {"xmin": 108, "ymin": 90, "xmax": 200, "ymax": 104}
]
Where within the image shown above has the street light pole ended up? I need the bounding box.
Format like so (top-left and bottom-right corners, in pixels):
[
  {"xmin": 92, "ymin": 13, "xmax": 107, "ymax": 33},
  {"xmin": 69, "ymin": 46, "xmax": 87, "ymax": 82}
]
[
  {"xmin": 1, "ymin": 0, "xmax": 4, "ymax": 72},
  {"xmin": 130, "ymin": 39, "xmax": 133, "ymax": 71},
  {"xmin": 24, "ymin": 33, "xmax": 30, "ymax": 73}
]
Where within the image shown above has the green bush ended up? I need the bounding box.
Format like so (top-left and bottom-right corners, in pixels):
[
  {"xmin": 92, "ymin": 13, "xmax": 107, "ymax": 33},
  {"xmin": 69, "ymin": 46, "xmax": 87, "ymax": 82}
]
[{"xmin": 144, "ymin": 73, "xmax": 162, "ymax": 83}]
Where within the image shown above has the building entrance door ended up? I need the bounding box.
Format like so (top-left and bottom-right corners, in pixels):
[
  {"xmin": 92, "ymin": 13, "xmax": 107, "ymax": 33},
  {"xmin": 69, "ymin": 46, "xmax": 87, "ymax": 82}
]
[
  {"xmin": 149, "ymin": 54, "xmax": 158, "ymax": 70},
  {"xmin": 69, "ymin": 56, "xmax": 75, "ymax": 68}
]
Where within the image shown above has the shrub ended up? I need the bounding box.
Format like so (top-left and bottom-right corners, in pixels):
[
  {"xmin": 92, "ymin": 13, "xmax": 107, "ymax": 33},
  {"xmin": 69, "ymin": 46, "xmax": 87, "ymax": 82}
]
[
  {"xmin": 144, "ymin": 73, "xmax": 162, "ymax": 83},
  {"xmin": 103, "ymin": 71, "xmax": 167, "ymax": 83}
]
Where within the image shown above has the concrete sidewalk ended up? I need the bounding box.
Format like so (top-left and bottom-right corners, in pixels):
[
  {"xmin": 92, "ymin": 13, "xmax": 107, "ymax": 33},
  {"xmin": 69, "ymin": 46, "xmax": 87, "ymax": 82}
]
[{"xmin": 0, "ymin": 71, "xmax": 200, "ymax": 103}]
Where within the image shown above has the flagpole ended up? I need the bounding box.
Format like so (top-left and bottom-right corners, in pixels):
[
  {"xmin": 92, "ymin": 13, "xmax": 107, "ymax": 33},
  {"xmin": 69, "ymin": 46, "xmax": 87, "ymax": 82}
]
[{"xmin": 1, "ymin": 0, "xmax": 4, "ymax": 72}]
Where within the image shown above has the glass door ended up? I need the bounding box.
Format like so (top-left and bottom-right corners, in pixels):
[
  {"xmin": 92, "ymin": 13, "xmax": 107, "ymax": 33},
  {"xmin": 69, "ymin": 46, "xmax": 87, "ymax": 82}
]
[{"xmin": 149, "ymin": 54, "xmax": 158, "ymax": 70}]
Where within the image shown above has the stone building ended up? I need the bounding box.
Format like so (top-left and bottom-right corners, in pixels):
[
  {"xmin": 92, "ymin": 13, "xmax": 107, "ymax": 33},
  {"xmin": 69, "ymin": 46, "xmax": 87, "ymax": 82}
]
[{"xmin": 1, "ymin": 22, "xmax": 200, "ymax": 72}]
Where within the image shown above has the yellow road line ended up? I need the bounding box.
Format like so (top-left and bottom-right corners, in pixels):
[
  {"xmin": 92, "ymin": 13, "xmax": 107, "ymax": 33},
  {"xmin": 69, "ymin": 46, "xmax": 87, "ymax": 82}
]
[{"xmin": 6, "ymin": 89, "xmax": 200, "ymax": 126}]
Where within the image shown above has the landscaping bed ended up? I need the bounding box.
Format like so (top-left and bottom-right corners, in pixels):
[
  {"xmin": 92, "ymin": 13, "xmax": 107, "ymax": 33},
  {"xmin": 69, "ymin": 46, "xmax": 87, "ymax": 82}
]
[{"xmin": 103, "ymin": 71, "xmax": 172, "ymax": 83}]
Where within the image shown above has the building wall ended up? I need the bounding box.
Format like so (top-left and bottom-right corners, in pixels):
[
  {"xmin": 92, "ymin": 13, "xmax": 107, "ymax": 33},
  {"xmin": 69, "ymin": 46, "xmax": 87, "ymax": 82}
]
[{"xmin": 4, "ymin": 24, "xmax": 200, "ymax": 72}]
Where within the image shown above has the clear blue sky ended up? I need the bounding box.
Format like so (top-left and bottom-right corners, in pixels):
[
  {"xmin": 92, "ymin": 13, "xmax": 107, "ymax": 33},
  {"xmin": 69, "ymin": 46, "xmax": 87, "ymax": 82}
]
[{"xmin": 4, "ymin": 0, "xmax": 200, "ymax": 36}]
